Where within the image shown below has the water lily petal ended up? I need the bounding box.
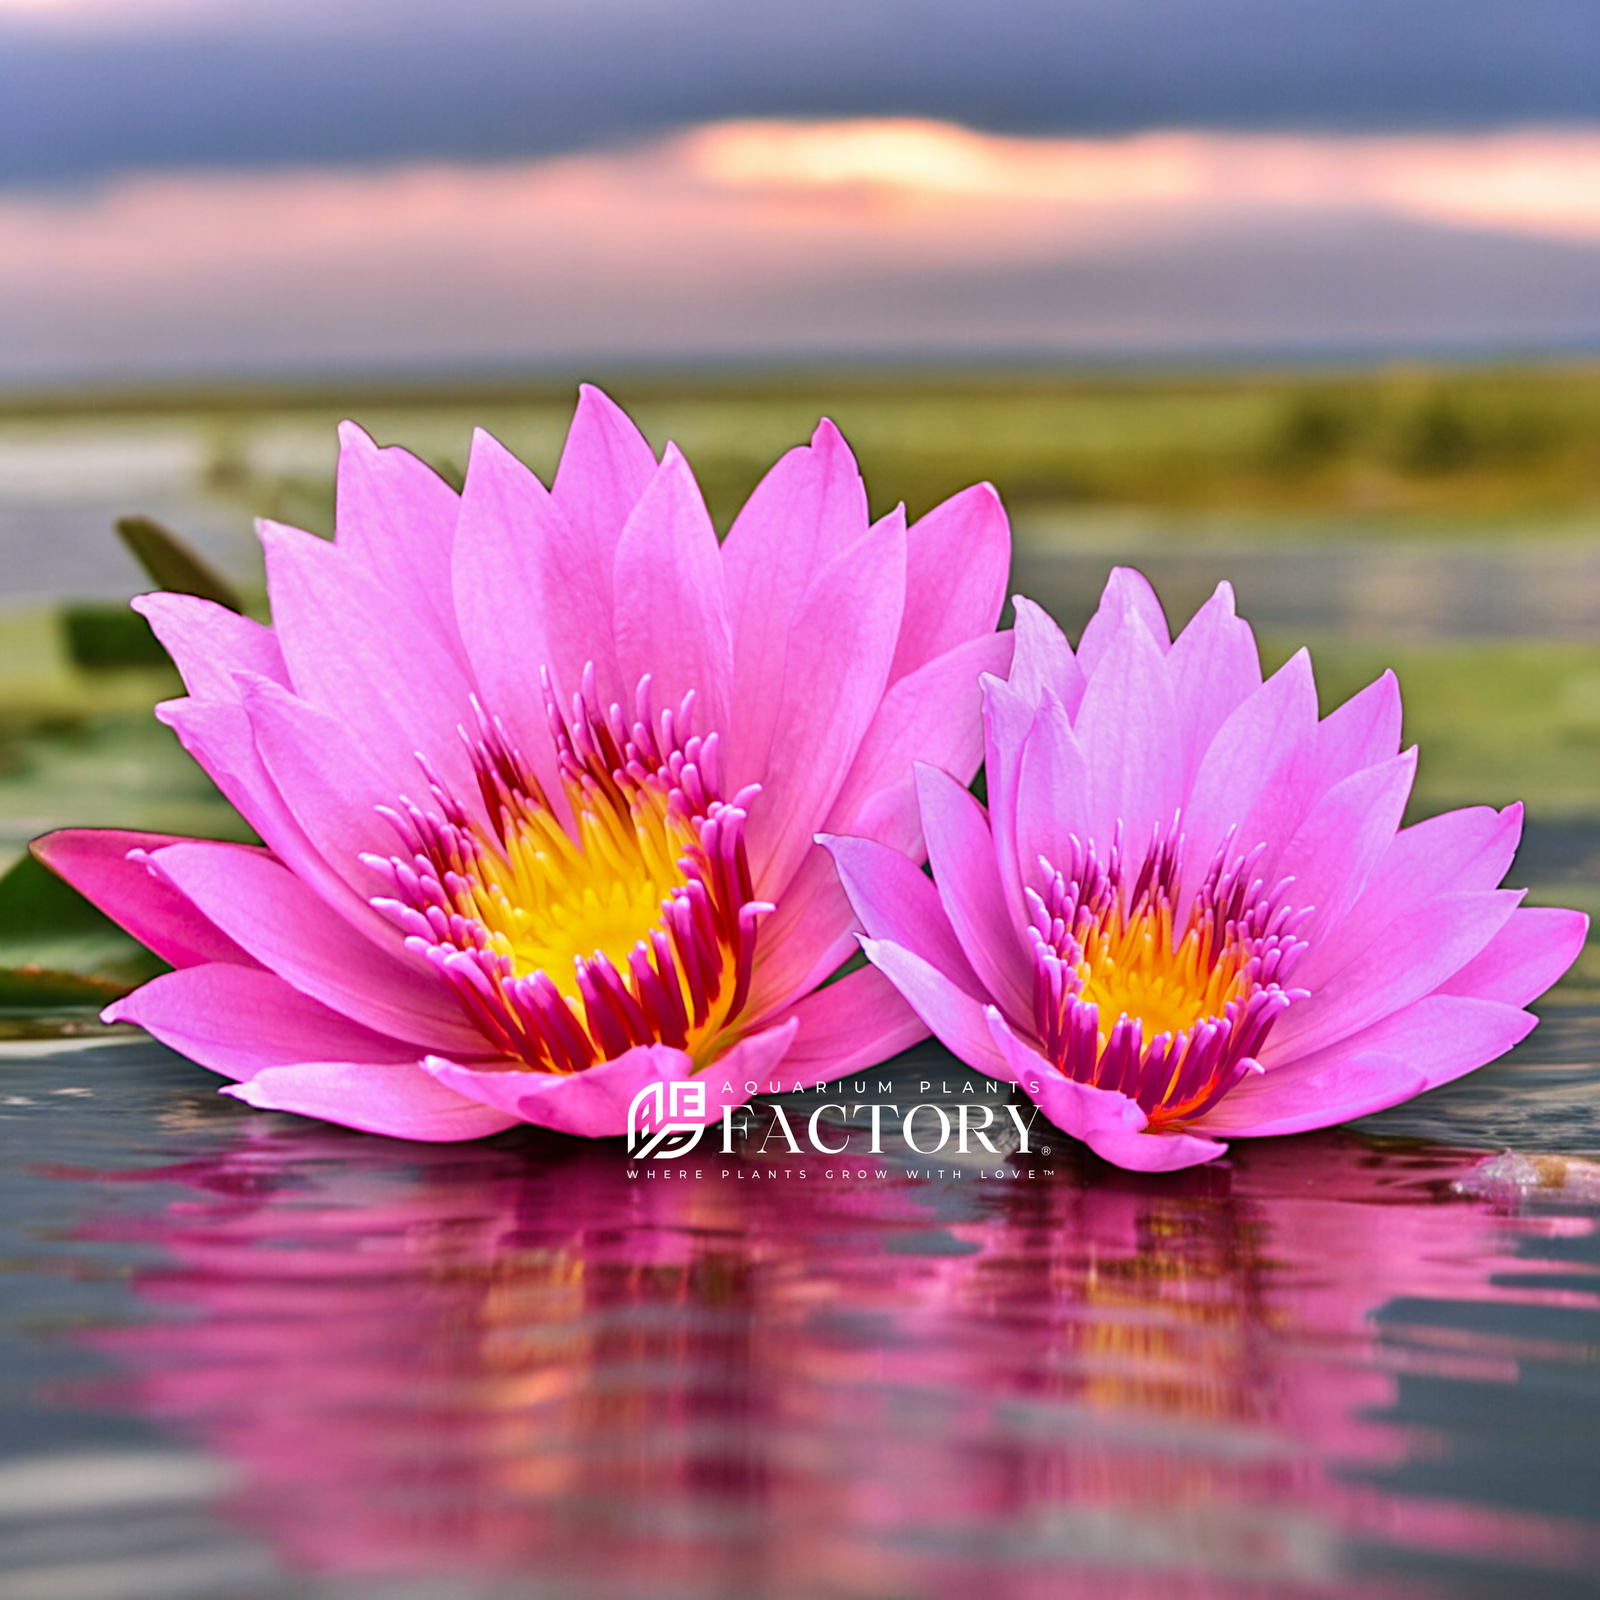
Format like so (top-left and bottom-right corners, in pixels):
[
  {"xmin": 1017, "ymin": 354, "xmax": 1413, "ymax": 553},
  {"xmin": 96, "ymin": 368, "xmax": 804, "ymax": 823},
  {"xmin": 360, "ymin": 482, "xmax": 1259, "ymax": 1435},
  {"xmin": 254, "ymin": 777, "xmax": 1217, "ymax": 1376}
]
[
  {"xmin": 723, "ymin": 420, "xmax": 869, "ymax": 786},
  {"xmin": 105, "ymin": 963, "xmax": 423, "ymax": 1082},
  {"xmin": 550, "ymin": 383, "xmax": 659, "ymax": 567},
  {"xmin": 891, "ymin": 482, "xmax": 1009, "ymax": 684},
  {"xmin": 155, "ymin": 697, "xmax": 400, "ymax": 946},
  {"xmin": 1295, "ymin": 802, "xmax": 1524, "ymax": 992},
  {"xmin": 1437, "ymin": 906, "xmax": 1590, "ymax": 1006},
  {"xmin": 331, "ymin": 421, "xmax": 463, "ymax": 648},
  {"xmin": 241, "ymin": 676, "xmax": 400, "ymax": 900},
  {"xmin": 450, "ymin": 428, "xmax": 577, "ymax": 802},
  {"xmin": 858, "ymin": 938, "xmax": 1009, "ymax": 1076},
  {"xmin": 1014, "ymin": 689, "xmax": 1092, "ymax": 893},
  {"xmin": 133, "ymin": 592, "xmax": 287, "ymax": 701},
  {"xmin": 979, "ymin": 672, "xmax": 1036, "ymax": 935},
  {"xmin": 743, "ymin": 843, "xmax": 857, "ymax": 1019},
  {"xmin": 260, "ymin": 519, "xmax": 479, "ymax": 801},
  {"xmin": 916, "ymin": 763, "xmax": 1032, "ymax": 1025},
  {"xmin": 1178, "ymin": 647, "xmax": 1319, "ymax": 910},
  {"xmin": 1007, "ymin": 595, "xmax": 1085, "ymax": 717},
  {"xmin": 824, "ymin": 630, "xmax": 1014, "ymax": 859},
  {"xmin": 612, "ymin": 444, "xmax": 733, "ymax": 751},
  {"xmin": 1278, "ymin": 748, "xmax": 1417, "ymax": 949},
  {"xmin": 145, "ymin": 841, "xmax": 483, "ymax": 1054},
  {"xmin": 225, "ymin": 1059, "xmax": 517, "ymax": 1142},
  {"xmin": 1075, "ymin": 567, "xmax": 1171, "ymax": 678},
  {"xmin": 33, "ymin": 828, "xmax": 254, "ymax": 970},
  {"xmin": 1312, "ymin": 669, "xmax": 1403, "ymax": 791},
  {"xmin": 1165, "ymin": 581, "xmax": 1261, "ymax": 788},
  {"xmin": 1196, "ymin": 1051, "xmax": 1429, "ymax": 1137},
  {"xmin": 824, "ymin": 833, "xmax": 982, "ymax": 994},
  {"xmin": 1240, "ymin": 993, "xmax": 1536, "ymax": 1100},
  {"xmin": 1268, "ymin": 888, "xmax": 1522, "ymax": 1058},
  {"xmin": 745, "ymin": 511, "xmax": 906, "ymax": 900},
  {"xmin": 1077, "ymin": 611, "xmax": 1183, "ymax": 853},
  {"xmin": 427, "ymin": 1021, "xmax": 796, "ymax": 1137}
]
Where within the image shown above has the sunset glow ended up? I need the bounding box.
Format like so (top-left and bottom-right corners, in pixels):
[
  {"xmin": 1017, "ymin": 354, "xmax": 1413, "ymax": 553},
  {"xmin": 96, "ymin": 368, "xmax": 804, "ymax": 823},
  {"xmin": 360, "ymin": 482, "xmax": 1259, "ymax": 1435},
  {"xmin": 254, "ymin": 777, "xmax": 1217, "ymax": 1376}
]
[{"xmin": 3, "ymin": 118, "xmax": 1598, "ymax": 380}]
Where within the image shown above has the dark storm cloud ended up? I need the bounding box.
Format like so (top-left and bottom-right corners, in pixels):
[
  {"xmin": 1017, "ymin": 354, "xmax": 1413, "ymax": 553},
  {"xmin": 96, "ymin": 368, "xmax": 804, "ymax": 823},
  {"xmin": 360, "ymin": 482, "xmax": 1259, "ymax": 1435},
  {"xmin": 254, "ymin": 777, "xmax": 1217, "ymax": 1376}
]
[{"xmin": 2, "ymin": 0, "xmax": 1598, "ymax": 186}]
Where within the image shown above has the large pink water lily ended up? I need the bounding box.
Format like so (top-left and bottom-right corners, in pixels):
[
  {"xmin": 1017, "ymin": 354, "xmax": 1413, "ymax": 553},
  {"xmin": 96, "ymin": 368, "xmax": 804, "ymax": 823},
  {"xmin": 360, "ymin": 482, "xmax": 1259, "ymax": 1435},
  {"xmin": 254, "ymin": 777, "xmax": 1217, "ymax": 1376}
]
[
  {"xmin": 37, "ymin": 388, "xmax": 1012, "ymax": 1140},
  {"xmin": 826, "ymin": 569, "xmax": 1588, "ymax": 1172}
]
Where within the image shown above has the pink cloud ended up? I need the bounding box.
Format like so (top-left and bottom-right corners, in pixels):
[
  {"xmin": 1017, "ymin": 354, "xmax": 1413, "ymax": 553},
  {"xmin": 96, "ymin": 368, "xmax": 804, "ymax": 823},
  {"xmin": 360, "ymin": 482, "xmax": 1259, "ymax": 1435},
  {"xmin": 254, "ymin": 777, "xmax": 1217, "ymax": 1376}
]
[{"xmin": 3, "ymin": 119, "xmax": 1599, "ymax": 381}]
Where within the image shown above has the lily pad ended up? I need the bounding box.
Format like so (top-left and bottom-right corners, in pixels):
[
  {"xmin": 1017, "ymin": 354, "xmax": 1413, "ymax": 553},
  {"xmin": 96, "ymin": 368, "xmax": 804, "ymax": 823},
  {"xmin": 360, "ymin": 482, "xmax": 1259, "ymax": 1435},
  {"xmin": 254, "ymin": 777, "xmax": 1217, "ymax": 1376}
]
[{"xmin": 0, "ymin": 851, "xmax": 165, "ymax": 1010}]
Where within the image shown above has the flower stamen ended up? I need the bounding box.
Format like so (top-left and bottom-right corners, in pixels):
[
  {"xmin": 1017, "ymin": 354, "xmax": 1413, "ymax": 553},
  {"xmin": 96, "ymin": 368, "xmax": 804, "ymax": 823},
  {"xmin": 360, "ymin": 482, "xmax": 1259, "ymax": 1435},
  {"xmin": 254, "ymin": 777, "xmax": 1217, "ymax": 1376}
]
[
  {"xmin": 365, "ymin": 673, "xmax": 770, "ymax": 1074},
  {"xmin": 1026, "ymin": 826, "xmax": 1309, "ymax": 1128}
]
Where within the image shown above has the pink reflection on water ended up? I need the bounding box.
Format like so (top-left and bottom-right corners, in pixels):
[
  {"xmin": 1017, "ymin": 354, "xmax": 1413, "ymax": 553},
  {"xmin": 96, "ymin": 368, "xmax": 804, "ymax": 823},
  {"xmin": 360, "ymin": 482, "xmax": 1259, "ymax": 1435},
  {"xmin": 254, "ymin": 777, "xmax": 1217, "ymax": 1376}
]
[{"xmin": 73, "ymin": 1125, "xmax": 1599, "ymax": 1598}]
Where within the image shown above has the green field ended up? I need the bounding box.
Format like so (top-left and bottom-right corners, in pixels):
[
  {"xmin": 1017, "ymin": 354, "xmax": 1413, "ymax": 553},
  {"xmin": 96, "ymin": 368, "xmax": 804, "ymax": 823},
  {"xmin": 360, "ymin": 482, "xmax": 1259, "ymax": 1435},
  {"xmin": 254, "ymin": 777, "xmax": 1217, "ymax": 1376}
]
[{"xmin": 8, "ymin": 360, "xmax": 1600, "ymax": 534}]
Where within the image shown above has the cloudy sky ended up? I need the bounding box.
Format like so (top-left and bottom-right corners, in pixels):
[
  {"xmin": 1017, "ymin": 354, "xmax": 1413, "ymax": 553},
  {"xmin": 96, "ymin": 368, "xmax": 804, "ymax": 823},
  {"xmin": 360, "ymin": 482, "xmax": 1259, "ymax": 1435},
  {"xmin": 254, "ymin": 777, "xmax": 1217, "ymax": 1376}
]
[{"xmin": 3, "ymin": 0, "xmax": 1598, "ymax": 383}]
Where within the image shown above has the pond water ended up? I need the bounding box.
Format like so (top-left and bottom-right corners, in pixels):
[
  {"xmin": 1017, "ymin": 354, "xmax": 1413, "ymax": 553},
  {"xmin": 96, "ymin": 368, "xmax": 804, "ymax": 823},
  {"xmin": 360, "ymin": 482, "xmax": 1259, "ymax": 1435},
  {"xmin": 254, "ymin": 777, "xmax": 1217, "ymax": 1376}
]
[
  {"xmin": 0, "ymin": 407, "xmax": 1598, "ymax": 1598},
  {"xmin": 2, "ymin": 1040, "xmax": 1598, "ymax": 1600}
]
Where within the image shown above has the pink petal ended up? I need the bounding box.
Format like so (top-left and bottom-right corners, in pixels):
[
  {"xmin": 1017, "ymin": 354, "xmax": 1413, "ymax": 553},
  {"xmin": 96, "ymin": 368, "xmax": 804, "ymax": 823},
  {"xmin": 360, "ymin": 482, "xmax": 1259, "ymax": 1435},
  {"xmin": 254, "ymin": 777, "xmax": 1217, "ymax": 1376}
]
[
  {"xmin": 1196, "ymin": 1051, "xmax": 1430, "ymax": 1137},
  {"xmin": 858, "ymin": 937, "xmax": 1010, "ymax": 1076},
  {"xmin": 32, "ymin": 829, "xmax": 253, "ymax": 970},
  {"xmin": 723, "ymin": 419, "xmax": 870, "ymax": 787},
  {"xmin": 449, "ymin": 428, "xmax": 578, "ymax": 797},
  {"xmin": 259, "ymin": 519, "xmax": 479, "ymax": 803},
  {"xmin": 744, "ymin": 843, "xmax": 857, "ymax": 1018},
  {"xmin": 1073, "ymin": 612, "xmax": 1182, "ymax": 857},
  {"xmin": 1294, "ymin": 802, "xmax": 1524, "ymax": 993},
  {"xmin": 1436, "ymin": 906, "xmax": 1588, "ymax": 1005},
  {"xmin": 988, "ymin": 1011, "xmax": 1227, "ymax": 1171},
  {"xmin": 1312, "ymin": 670, "xmax": 1403, "ymax": 792},
  {"xmin": 105, "ymin": 963, "xmax": 424, "ymax": 1082},
  {"xmin": 743, "ymin": 512, "xmax": 906, "ymax": 901},
  {"xmin": 824, "ymin": 833, "xmax": 982, "ymax": 995},
  {"xmin": 1178, "ymin": 648, "xmax": 1319, "ymax": 912},
  {"xmin": 979, "ymin": 673, "xmax": 1037, "ymax": 935},
  {"xmin": 822, "ymin": 631, "xmax": 1014, "ymax": 860},
  {"xmin": 1278, "ymin": 747, "xmax": 1416, "ymax": 950},
  {"xmin": 330, "ymin": 421, "xmax": 463, "ymax": 649},
  {"xmin": 611, "ymin": 444, "xmax": 733, "ymax": 751},
  {"xmin": 1242, "ymin": 992, "xmax": 1536, "ymax": 1100},
  {"xmin": 1269, "ymin": 888, "xmax": 1522, "ymax": 1059},
  {"xmin": 241, "ymin": 676, "xmax": 400, "ymax": 901},
  {"xmin": 1075, "ymin": 567, "xmax": 1171, "ymax": 678},
  {"xmin": 1164, "ymin": 581, "xmax": 1261, "ymax": 789},
  {"xmin": 132, "ymin": 593, "xmax": 287, "ymax": 701},
  {"xmin": 779, "ymin": 964, "xmax": 928, "ymax": 1079},
  {"xmin": 916, "ymin": 763, "xmax": 1032, "ymax": 1025},
  {"xmin": 1015, "ymin": 689, "xmax": 1092, "ymax": 886},
  {"xmin": 145, "ymin": 840, "xmax": 483, "ymax": 1054},
  {"xmin": 890, "ymin": 482, "xmax": 1009, "ymax": 684},
  {"xmin": 225, "ymin": 1058, "xmax": 517, "ymax": 1142},
  {"xmin": 550, "ymin": 384, "xmax": 659, "ymax": 565},
  {"xmin": 156, "ymin": 697, "xmax": 404, "ymax": 947},
  {"xmin": 1008, "ymin": 596, "xmax": 1085, "ymax": 716}
]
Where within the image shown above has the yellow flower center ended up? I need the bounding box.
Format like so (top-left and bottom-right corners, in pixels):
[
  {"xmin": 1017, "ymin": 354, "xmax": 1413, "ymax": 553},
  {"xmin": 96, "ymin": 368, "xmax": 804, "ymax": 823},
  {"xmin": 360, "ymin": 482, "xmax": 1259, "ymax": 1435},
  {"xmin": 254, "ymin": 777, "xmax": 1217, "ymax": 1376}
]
[{"xmin": 371, "ymin": 689, "xmax": 766, "ymax": 1074}]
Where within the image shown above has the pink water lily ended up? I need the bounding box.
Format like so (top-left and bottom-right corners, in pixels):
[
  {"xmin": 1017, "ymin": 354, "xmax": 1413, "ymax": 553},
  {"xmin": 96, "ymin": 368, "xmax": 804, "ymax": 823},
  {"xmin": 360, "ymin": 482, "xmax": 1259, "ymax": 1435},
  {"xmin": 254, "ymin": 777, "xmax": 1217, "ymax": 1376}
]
[
  {"xmin": 37, "ymin": 388, "xmax": 1012, "ymax": 1140},
  {"xmin": 826, "ymin": 569, "xmax": 1588, "ymax": 1172}
]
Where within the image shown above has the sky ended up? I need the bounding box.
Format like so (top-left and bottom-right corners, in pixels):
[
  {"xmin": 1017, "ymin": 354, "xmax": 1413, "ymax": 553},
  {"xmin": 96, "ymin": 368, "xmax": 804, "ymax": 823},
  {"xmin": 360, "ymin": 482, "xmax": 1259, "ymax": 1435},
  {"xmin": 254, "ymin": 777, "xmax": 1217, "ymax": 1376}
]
[{"xmin": 3, "ymin": 0, "xmax": 1599, "ymax": 383}]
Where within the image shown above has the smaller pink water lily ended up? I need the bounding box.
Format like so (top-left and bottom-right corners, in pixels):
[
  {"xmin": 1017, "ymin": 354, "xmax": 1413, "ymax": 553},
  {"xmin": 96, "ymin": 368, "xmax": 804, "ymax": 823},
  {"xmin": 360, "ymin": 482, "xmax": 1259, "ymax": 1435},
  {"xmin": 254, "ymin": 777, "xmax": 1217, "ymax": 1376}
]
[
  {"xmin": 826, "ymin": 570, "xmax": 1588, "ymax": 1172},
  {"xmin": 36, "ymin": 389, "xmax": 1013, "ymax": 1141}
]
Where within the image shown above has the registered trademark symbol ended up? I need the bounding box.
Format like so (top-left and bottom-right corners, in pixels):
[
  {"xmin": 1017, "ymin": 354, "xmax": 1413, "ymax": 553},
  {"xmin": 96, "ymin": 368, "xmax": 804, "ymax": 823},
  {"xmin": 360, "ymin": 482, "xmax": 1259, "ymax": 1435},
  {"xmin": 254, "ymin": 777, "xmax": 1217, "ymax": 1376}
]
[{"xmin": 1040, "ymin": 1145, "xmax": 1051, "ymax": 1154}]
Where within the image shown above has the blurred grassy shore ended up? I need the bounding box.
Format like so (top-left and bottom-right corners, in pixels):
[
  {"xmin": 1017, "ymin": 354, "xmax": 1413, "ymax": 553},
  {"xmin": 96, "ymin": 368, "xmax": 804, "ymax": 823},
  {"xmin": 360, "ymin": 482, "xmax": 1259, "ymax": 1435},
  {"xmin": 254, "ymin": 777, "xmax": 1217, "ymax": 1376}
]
[
  {"xmin": 0, "ymin": 360, "xmax": 1596, "ymax": 1013},
  {"xmin": 6, "ymin": 359, "xmax": 1600, "ymax": 531}
]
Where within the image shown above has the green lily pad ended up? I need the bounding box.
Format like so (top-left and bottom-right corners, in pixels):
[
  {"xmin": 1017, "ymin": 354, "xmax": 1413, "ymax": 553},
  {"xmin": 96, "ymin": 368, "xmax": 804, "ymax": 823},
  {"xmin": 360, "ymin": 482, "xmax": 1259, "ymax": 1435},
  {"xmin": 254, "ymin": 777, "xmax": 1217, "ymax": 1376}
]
[{"xmin": 0, "ymin": 851, "xmax": 165, "ymax": 1009}]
